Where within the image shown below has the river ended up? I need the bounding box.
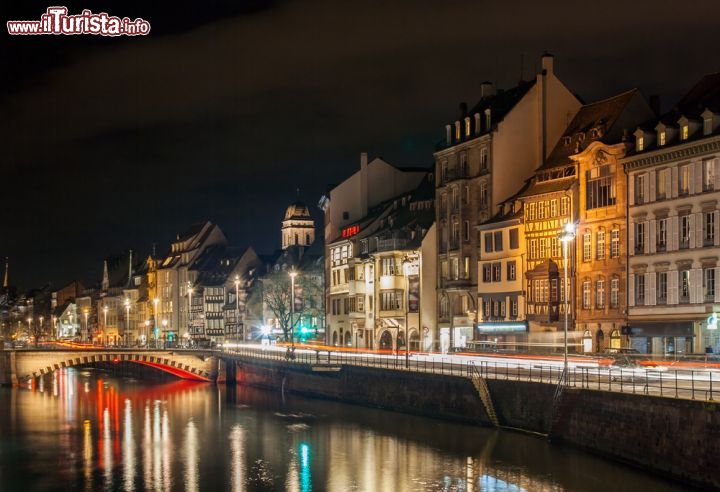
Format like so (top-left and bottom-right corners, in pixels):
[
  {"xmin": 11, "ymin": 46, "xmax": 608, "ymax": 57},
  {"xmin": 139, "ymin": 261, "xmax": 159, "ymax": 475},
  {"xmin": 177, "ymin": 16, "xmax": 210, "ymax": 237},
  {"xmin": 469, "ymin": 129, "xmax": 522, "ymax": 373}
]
[{"xmin": 0, "ymin": 368, "xmax": 685, "ymax": 491}]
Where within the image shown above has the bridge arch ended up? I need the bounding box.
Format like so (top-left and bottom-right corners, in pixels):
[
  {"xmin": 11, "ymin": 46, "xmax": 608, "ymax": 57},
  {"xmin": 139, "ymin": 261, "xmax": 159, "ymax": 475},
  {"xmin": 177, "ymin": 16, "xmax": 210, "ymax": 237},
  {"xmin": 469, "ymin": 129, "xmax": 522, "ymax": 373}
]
[{"xmin": 15, "ymin": 351, "xmax": 215, "ymax": 383}]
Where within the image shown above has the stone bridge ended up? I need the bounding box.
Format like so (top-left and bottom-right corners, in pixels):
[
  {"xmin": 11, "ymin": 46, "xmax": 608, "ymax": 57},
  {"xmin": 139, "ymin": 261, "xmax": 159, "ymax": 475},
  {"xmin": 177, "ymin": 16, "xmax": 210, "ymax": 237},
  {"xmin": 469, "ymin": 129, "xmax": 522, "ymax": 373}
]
[{"xmin": 0, "ymin": 349, "xmax": 219, "ymax": 386}]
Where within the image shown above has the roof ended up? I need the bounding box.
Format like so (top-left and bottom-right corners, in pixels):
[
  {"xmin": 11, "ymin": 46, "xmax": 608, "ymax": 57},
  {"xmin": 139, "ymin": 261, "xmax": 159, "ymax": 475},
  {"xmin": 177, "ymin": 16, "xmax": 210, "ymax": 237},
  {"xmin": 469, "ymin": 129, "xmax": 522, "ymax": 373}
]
[
  {"xmin": 517, "ymin": 177, "xmax": 574, "ymax": 199},
  {"xmin": 437, "ymin": 79, "xmax": 537, "ymax": 150},
  {"xmin": 538, "ymin": 89, "xmax": 640, "ymax": 171},
  {"xmin": 284, "ymin": 201, "xmax": 311, "ymax": 221}
]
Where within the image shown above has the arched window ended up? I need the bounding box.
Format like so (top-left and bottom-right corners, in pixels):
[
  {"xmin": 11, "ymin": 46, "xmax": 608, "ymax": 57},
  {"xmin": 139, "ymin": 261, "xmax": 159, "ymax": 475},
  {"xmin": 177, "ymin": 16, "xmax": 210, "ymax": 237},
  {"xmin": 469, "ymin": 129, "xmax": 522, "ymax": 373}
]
[
  {"xmin": 582, "ymin": 330, "xmax": 592, "ymax": 353},
  {"xmin": 379, "ymin": 331, "xmax": 393, "ymax": 350},
  {"xmin": 596, "ymin": 328, "xmax": 605, "ymax": 351},
  {"xmin": 294, "ymin": 234, "xmax": 299, "ymax": 245},
  {"xmin": 610, "ymin": 329, "xmax": 622, "ymax": 349},
  {"xmin": 332, "ymin": 331, "xmax": 338, "ymax": 346}
]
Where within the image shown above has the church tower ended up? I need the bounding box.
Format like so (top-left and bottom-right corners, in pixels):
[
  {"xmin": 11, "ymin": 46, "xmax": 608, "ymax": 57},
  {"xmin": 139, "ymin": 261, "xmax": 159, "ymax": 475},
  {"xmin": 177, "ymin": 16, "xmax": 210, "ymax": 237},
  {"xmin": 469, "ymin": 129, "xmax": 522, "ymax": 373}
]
[{"xmin": 281, "ymin": 199, "xmax": 315, "ymax": 250}]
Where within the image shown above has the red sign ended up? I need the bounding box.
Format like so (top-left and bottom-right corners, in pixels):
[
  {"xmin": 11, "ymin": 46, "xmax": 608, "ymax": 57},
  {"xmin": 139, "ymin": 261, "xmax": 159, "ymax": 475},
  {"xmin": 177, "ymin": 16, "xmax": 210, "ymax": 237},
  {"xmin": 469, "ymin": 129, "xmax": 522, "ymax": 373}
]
[{"xmin": 342, "ymin": 225, "xmax": 360, "ymax": 238}]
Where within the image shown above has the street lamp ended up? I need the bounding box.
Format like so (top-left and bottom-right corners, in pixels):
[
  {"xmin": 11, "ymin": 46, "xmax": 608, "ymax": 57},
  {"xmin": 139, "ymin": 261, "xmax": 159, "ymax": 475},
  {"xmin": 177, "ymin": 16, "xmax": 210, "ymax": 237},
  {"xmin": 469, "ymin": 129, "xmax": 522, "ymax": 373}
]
[
  {"xmin": 234, "ymin": 274, "xmax": 241, "ymax": 343},
  {"xmin": 83, "ymin": 309, "xmax": 89, "ymax": 343},
  {"xmin": 144, "ymin": 320, "xmax": 150, "ymax": 346},
  {"xmin": 187, "ymin": 282, "xmax": 193, "ymax": 347},
  {"xmin": 559, "ymin": 221, "xmax": 576, "ymax": 381},
  {"xmin": 153, "ymin": 297, "xmax": 159, "ymax": 348},
  {"xmin": 162, "ymin": 318, "xmax": 168, "ymax": 347},
  {"xmin": 103, "ymin": 305, "xmax": 108, "ymax": 332},
  {"xmin": 289, "ymin": 270, "xmax": 298, "ymax": 349}
]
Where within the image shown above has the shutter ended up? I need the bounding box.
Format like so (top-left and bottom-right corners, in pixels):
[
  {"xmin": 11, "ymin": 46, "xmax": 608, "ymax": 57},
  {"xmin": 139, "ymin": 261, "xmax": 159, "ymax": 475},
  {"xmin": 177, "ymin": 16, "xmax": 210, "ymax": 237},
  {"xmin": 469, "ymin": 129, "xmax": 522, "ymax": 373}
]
[
  {"xmin": 689, "ymin": 214, "xmax": 696, "ymax": 248},
  {"xmin": 715, "ymin": 267, "xmax": 720, "ymax": 303},
  {"xmin": 647, "ymin": 272, "xmax": 656, "ymax": 306},
  {"xmin": 689, "ymin": 164, "xmax": 695, "ymax": 194},
  {"xmin": 643, "ymin": 221, "xmax": 650, "ymax": 254},
  {"xmin": 649, "ymin": 170, "xmax": 656, "ymax": 202},
  {"xmin": 628, "ymin": 273, "xmax": 635, "ymax": 307},
  {"xmin": 643, "ymin": 174, "xmax": 650, "ymax": 203},
  {"xmin": 671, "ymin": 215, "xmax": 679, "ymax": 251},
  {"xmin": 690, "ymin": 269, "xmax": 701, "ymax": 304},
  {"xmin": 628, "ymin": 174, "xmax": 635, "ymax": 206},
  {"xmin": 649, "ymin": 219, "xmax": 656, "ymax": 253},
  {"xmin": 668, "ymin": 270, "xmax": 678, "ymax": 305},
  {"xmin": 665, "ymin": 170, "xmax": 672, "ymax": 199},
  {"xmin": 714, "ymin": 211, "xmax": 719, "ymax": 246},
  {"xmin": 695, "ymin": 161, "xmax": 703, "ymax": 194},
  {"xmin": 715, "ymin": 158, "xmax": 720, "ymax": 191},
  {"xmin": 671, "ymin": 166, "xmax": 678, "ymax": 199},
  {"xmin": 628, "ymin": 221, "xmax": 635, "ymax": 256},
  {"xmin": 696, "ymin": 212, "xmax": 704, "ymax": 248}
]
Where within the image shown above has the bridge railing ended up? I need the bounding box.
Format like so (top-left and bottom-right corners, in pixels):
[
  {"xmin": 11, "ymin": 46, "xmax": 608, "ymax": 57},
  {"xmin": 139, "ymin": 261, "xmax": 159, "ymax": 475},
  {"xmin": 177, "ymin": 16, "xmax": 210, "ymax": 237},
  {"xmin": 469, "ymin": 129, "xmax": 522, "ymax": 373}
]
[{"xmin": 222, "ymin": 346, "xmax": 718, "ymax": 403}]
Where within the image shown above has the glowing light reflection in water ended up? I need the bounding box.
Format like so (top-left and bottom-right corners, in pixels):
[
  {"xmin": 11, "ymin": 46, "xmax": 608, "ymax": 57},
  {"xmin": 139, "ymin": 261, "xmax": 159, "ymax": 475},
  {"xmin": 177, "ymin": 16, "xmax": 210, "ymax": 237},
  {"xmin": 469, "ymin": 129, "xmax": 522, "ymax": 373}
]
[{"xmin": 0, "ymin": 369, "xmax": 687, "ymax": 492}]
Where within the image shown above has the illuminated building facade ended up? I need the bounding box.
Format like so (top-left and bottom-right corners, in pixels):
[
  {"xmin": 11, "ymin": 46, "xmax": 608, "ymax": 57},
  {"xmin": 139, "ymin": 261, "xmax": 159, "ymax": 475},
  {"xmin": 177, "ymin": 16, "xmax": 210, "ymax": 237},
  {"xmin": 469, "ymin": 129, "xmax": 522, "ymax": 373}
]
[{"xmin": 624, "ymin": 74, "xmax": 720, "ymax": 355}]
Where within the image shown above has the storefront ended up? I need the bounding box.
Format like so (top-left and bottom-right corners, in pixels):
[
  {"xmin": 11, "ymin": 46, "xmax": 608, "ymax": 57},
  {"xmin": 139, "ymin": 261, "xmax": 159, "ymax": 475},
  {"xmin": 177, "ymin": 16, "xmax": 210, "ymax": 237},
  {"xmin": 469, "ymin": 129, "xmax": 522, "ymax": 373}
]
[
  {"xmin": 473, "ymin": 322, "xmax": 528, "ymax": 352},
  {"xmin": 624, "ymin": 322, "xmax": 695, "ymax": 355},
  {"xmin": 451, "ymin": 316, "xmax": 473, "ymax": 351}
]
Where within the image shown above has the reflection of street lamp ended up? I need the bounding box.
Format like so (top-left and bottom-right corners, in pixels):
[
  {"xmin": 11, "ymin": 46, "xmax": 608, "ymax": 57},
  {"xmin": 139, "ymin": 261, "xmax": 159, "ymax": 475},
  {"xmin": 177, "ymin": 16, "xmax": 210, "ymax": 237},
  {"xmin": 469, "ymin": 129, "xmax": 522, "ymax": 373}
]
[
  {"xmin": 559, "ymin": 221, "xmax": 576, "ymax": 379},
  {"xmin": 234, "ymin": 274, "xmax": 241, "ymax": 342},
  {"xmin": 289, "ymin": 270, "xmax": 298, "ymax": 348}
]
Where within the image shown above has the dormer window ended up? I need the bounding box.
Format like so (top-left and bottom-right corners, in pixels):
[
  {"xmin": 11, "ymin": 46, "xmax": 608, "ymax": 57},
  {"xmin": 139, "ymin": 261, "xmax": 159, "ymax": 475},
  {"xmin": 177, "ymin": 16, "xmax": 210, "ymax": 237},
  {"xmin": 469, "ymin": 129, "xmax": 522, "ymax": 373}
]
[
  {"xmin": 484, "ymin": 109, "xmax": 491, "ymax": 130},
  {"xmin": 637, "ymin": 135, "xmax": 644, "ymax": 151},
  {"xmin": 455, "ymin": 121, "xmax": 461, "ymax": 141},
  {"xmin": 563, "ymin": 136, "xmax": 572, "ymax": 146},
  {"xmin": 705, "ymin": 116, "xmax": 713, "ymax": 136},
  {"xmin": 659, "ymin": 131, "xmax": 666, "ymax": 146},
  {"xmin": 474, "ymin": 113, "xmax": 481, "ymax": 135},
  {"xmin": 681, "ymin": 125, "xmax": 689, "ymax": 141},
  {"xmin": 464, "ymin": 117, "xmax": 471, "ymax": 137}
]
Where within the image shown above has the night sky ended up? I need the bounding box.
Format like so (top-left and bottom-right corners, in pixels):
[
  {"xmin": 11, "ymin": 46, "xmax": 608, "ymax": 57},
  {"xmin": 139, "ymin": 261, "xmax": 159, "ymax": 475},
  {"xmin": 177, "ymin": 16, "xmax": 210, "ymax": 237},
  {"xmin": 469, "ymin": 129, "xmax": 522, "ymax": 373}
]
[{"xmin": 3, "ymin": 0, "xmax": 720, "ymax": 289}]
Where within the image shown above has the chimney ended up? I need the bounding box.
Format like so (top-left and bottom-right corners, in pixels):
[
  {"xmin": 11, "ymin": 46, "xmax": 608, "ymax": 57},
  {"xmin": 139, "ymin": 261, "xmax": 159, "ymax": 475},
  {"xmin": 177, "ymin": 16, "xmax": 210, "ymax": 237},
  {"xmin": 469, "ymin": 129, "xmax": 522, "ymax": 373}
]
[
  {"xmin": 459, "ymin": 102, "xmax": 468, "ymax": 117},
  {"xmin": 480, "ymin": 81, "xmax": 494, "ymax": 97},
  {"xmin": 541, "ymin": 52, "xmax": 554, "ymax": 75},
  {"xmin": 649, "ymin": 95, "xmax": 661, "ymax": 117},
  {"xmin": 360, "ymin": 152, "xmax": 368, "ymax": 218}
]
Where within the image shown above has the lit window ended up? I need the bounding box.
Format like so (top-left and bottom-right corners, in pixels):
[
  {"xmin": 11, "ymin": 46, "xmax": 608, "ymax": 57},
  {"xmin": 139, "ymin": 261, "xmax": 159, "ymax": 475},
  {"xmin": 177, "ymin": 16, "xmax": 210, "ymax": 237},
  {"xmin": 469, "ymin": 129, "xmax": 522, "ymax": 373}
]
[
  {"xmin": 659, "ymin": 131, "xmax": 666, "ymax": 146},
  {"xmin": 610, "ymin": 278, "xmax": 619, "ymax": 308},
  {"xmin": 637, "ymin": 135, "xmax": 644, "ymax": 151},
  {"xmin": 636, "ymin": 274, "xmax": 645, "ymax": 305},
  {"xmin": 583, "ymin": 233, "xmax": 591, "ymax": 262},
  {"xmin": 681, "ymin": 125, "xmax": 689, "ymax": 140},
  {"xmin": 596, "ymin": 280, "xmax": 605, "ymax": 308},
  {"xmin": 679, "ymin": 165, "xmax": 690, "ymax": 195},
  {"xmin": 465, "ymin": 117, "xmax": 471, "ymax": 137},
  {"xmin": 703, "ymin": 159, "xmax": 715, "ymax": 191},
  {"xmin": 582, "ymin": 281, "xmax": 591, "ymax": 309},
  {"xmin": 596, "ymin": 231, "xmax": 605, "ymax": 260},
  {"xmin": 610, "ymin": 229, "xmax": 620, "ymax": 258}
]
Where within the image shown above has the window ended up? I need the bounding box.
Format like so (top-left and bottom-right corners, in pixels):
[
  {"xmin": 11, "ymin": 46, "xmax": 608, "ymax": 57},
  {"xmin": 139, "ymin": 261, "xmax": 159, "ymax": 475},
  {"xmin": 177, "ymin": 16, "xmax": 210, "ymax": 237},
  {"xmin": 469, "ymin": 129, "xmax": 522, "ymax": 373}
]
[
  {"xmin": 509, "ymin": 228, "xmax": 519, "ymax": 249},
  {"xmin": 482, "ymin": 264, "xmax": 491, "ymax": 283},
  {"xmin": 657, "ymin": 169, "xmax": 668, "ymax": 200},
  {"xmin": 680, "ymin": 216, "xmax": 690, "ymax": 249},
  {"xmin": 704, "ymin": 268, "xmax": 716, "ymax": 302},
  {"xmin": 484, "ymin": 232, "xmax": 493, "ymax": 253},
  {"xmin": 511, "ymin": 299, "xmax": 518, "ymax": 317},
  {"xmin": 529, "ymin": 239, "xmax": 538, "ymax": 260},
  {"xmin": 680, "ymin": 165, "xmax": 691, "ymax": 195},
  {"xmin": 560, "ymin": 197, "xmax": 569, "ymax": 216},
  {"xmin": 657, "ymin": 272, "xmax": 667, "ymax": 304},
  {"xmin": 596, "ymin": 231, "xmax": 606, "ymax": 260},
  {"xmin": 703, "ymin": 159, "xmax": 716, "ymax": 191},
  {"xmin": 441, "ymin": 161, "xmax": 448, "ymax": 182},
  {"xmin": 539, "ymin": 238, "xmax": 547, "ymax": 259},
  {"xmin": 528, "ymin": 203, "xmax": 537, "ymax": 220},
  {"xmin": 680, "ymin": 270, "xmax": 690, "ymax": 303},
  {"xmin": 635, "ymin": 174, "xmax": 646, "ymax": 204},
  {"xmin": 582, "ymin": 281, "xmax": 591, "ymax": 309},
  {"xmin": 610, "ymin": 278, "xmax": 619, "ymax": 308},
  {"xmin": 657, "ymin": 219, "xmax": 667, "ymax": 251},
  {"xmin": 380, "ymin": 290, "xmax": 403, "ymax": 311},
  {"xmin": 551, "ymin": 237, "xmax": 560, "ymax": 258},
  {"xmin": 586, "ymin": 165, "xmax": 616, "ymax": 209},
  {"xmin": 507, "ymin": 261, "xmax": 516, "ymax": 281},
  {"xmin": 452, "ymin": 187, "xmax": 459, "ymax": 210},
  {"xmin": 455, "ymin": 121, "xmax": 461, "ymax": 140},
  {"xmin": 682, "ymin": 125, "xmax": 689, "ymax": 141},
  {"xmin": 636, "ymin": 274, "xmax": 645, "ymax": 305},
  {"xmin": 464, "ymin": 119, "xmax": 471, "ymax": 137},
  {"xmin": 463, "ymin": 257, "xmax": 470, "ymax": 279},
  {"xmin": 494, "ymin": 231, "xmax": 503, "ymax": 251},
  {"xmin": 538, "ymin": 201, "xmax": 546, "ymax": 219},
  {"xmin": 610, "ymin": 229, "xmax": 620, "ymax": 258},
  {"xmin": 659, "ymin": 131, "xmax": 666, "ymax": 146},
  {"xmin": 464, "ymin": 221, "xmax": 470, "ymax": 242},
  {"xmin": 480, "ymin": 182, "xmax": 488, "ymax": 209},
  {"xmin": 704, "ymin": 117, "xmax": 713, "ymax": 136},
  {"xmin": 550, "ymin": 199, "xmax": 558, "ymax": 217},
  {"xmin": 452, "ymin": 221, "xmax": 459, "ymax": 245},
  {"xmin": 464, "ymin": 186, "xmax": 470, "ymax": 205},
  {"xmin": 451, "ymin": 257, "xmax": 459, "ymax": 280},
  {"xmin": 460, "ymin": 153, "xmax": 468, "ymax": 176},
  {"xmin": 596, "ymin": 279, "xmax": 605, "ymax": 308},
  {"xmin": 381, "ymin": 257, "xmax": 397, "ymax": 276},
  {"xmin": 491, "ymin": 262, "xmax": 501, "ymax": 282},
  {"xmin": 583, "ymin": 233, "xmax": 591, "ymax": 262},
  {"xmin": 637, "ymin": 135, "xmax": 644, "ymax": 151},
  {"xmin": 635, "ymin": 222, "xmax": 645, "ymax": 253},
  {"xmin": 705, "ymin": 212, "xmax": 715, "ymax": 246},
  {"xmin": 480, "ymin": 148, "xmax": 488, "ymax": 170},
  {"xmin": 441, "ymin": 260, "xmax": 449, "ymax": 280}
]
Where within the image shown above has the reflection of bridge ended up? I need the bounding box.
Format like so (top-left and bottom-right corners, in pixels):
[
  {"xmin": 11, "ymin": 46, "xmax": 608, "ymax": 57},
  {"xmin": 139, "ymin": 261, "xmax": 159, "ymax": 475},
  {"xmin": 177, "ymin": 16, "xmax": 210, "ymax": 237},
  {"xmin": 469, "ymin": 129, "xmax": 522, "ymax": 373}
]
[{"xmin": 0, "ymin": 349, "xmax": 219, "ymax": 385}]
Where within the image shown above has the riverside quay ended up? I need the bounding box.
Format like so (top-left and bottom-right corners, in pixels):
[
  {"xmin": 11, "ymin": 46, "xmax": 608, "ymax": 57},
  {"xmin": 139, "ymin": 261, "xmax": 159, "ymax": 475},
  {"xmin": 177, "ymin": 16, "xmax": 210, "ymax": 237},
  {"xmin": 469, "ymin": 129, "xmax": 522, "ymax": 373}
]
[{"xmin": 4, "ymin": 1, "xmax": 720, "ymax": 490}]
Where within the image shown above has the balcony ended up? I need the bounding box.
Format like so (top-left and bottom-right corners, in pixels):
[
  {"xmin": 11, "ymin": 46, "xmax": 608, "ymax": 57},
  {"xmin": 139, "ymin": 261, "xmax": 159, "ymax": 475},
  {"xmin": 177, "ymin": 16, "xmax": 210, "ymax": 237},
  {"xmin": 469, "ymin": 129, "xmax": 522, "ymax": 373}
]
[{"xmin": 377, "ymin": 238, "xmax": 409, "ymax": 252}]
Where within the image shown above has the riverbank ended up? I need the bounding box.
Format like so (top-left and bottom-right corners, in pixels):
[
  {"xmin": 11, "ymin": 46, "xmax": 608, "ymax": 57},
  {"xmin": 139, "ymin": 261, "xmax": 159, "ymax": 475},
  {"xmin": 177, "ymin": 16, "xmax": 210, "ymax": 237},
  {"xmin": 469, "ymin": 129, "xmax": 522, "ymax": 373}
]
[{"xmin": 222, "ymin": 355, "xmax": 719, "ymax": 491}]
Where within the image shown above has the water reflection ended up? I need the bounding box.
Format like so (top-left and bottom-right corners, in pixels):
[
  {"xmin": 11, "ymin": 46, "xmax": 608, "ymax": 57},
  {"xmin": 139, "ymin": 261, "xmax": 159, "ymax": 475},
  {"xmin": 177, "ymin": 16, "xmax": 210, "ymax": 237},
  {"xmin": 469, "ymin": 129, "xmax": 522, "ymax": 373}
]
[{"xmin": 0, "ymin": 368, "xmax": 685, "ymax": 492}]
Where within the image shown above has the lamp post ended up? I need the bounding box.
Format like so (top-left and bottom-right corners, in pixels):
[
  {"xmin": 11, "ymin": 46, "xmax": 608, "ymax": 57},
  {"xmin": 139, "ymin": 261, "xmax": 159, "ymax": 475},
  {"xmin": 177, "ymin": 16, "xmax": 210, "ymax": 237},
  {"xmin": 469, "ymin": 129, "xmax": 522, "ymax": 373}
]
[
  {"xmin": 289, "ymin": 270, "xmax": 297, "ymax": 349},
  {"xmin": 124, "ymin": 298, "xmax": 131, "ymax": 347},
  {"xmin": 39, "ymin": 316, "xmax": 44, "ymax": 342},
  {"xmin": 187, "ymin": 281, "xmax": 193, "ymax": 347},
  {"xmin": 153, "ymin": 298, "xmax": 159, "ymax": 348},
  {"xmin": 559, "ymin": 221, "xmax": 576, "ymax": 380},
  {"xmin": 144, "ymin": 320, "xmax": 150, "ymax": 347},
  {"xmin": 102, "ymin": 305, "xmax": 108, "ymax": 334},
  {"xmin": 162, "ymin": 319, "xmax": 168, "ymax": 347},
  {"xmin": 234, "ymin": 274, "xmax": 241, "ymax": 343},
  {"xmin": 83, "ymin": 309, "xmax": 89, "ymax": 344}
]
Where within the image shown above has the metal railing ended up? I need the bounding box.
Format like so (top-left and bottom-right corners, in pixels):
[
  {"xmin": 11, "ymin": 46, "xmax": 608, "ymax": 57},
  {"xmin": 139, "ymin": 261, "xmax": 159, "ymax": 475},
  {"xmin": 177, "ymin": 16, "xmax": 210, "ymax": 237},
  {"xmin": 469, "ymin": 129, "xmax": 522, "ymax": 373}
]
[{"xmin": 221, "ymin": 346, "xmax": 719, "ymax": 403}]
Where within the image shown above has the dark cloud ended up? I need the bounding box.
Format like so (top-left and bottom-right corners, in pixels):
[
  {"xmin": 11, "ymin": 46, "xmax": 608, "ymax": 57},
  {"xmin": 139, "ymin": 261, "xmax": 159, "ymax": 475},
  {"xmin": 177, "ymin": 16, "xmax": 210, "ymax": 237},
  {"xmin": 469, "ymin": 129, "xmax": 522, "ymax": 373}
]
[{"xmin": 3, "ymin": 0, "xmax": 720, "ymax": 288}]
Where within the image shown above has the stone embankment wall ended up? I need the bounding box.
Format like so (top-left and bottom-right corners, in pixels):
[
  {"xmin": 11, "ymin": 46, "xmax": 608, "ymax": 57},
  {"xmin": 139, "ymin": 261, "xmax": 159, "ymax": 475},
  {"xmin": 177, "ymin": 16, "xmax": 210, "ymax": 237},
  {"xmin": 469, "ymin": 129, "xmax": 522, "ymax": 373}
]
[{"xmin": 224, "ymin": 356, "xmax": 720, "ymax": 491}]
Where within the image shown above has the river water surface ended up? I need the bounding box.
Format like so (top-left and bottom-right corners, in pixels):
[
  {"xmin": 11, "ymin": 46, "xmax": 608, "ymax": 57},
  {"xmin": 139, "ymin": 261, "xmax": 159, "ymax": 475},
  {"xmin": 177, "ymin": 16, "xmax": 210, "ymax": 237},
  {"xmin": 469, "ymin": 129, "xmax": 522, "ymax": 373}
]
[{"xmin": 0, "ymin": 368, "xmax": 686, "ymax": 491}]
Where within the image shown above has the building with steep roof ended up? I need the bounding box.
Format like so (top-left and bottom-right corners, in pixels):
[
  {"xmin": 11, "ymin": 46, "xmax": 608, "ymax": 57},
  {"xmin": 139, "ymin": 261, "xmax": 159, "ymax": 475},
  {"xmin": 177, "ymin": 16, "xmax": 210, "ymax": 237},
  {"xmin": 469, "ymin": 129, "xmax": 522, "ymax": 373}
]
[
  {"xmin": 435, "ymin": 54, "xmax": 581, "ymax": 351},
  {"xmin": 624, "ymin": 73, "xmax": 720, "ymax": 355}
]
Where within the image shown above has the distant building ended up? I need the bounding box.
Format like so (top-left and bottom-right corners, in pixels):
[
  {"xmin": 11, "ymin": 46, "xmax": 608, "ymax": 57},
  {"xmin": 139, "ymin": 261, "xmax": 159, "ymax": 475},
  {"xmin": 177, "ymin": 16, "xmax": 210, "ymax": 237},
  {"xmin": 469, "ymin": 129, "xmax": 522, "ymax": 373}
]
[{"xmin": 624, "ymin": 74, "xmax": 720, "ymax": 355}]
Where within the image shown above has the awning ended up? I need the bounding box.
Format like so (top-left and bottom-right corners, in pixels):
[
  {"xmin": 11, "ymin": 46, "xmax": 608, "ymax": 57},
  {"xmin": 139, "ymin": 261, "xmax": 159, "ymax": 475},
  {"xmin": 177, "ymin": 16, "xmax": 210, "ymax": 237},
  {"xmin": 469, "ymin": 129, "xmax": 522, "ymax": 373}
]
[
  {"xmin": 476, "ymin": 321, "xmax": 528, "ymax": 335},
  {"xmin": 625, "ymin": 321, "xmax": 695, "ymax": 337}
]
